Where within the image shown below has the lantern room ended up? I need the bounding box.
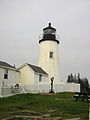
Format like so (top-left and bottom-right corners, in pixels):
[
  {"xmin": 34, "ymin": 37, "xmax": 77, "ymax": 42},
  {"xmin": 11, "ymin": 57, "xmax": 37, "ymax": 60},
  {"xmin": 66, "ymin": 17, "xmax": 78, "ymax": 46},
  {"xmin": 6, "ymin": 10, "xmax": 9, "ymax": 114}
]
[{"xmin": 39, "ymin": 23, "xmax": 59, "ymax": 44}]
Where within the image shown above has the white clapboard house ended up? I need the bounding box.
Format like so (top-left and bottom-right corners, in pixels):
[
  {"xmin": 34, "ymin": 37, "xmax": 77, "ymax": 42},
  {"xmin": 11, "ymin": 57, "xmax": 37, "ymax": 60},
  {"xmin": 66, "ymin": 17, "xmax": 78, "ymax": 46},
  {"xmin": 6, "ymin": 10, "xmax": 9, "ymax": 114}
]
[
  {"xmin": 0, "ymin": 61, "xmax": 20, "ymax": 97},
  {"xmin": 18, "ymin": 63, "xmax": 50, "ymax": 93}
]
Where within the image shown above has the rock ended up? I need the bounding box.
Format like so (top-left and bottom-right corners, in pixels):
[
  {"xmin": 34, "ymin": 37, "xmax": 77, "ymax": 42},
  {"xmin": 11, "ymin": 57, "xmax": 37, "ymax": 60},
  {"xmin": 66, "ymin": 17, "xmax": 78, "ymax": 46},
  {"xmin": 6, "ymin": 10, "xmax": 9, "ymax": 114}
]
[
  {"xmin": 66, "ymin": 118, "xmax": 81, "ymax": 120},
  {"xmin": 42, "ymin": 114, "xmax": 50, "ymax": 118}
]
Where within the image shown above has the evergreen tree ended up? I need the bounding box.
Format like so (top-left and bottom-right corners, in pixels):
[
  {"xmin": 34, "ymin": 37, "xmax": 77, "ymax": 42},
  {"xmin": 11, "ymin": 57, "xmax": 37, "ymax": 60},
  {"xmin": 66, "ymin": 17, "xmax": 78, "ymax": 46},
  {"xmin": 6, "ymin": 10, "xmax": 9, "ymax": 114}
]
[
  {"xmin": 67, "ymin": 75, "xmax": 71, "ymax": 82},
  {"xmin": 70, "ymin": 73, "xmax": 74, "ymax": 82},
  {"xmin": 67, "ymin": 73, "xmax": 90, "ymax": 93}
]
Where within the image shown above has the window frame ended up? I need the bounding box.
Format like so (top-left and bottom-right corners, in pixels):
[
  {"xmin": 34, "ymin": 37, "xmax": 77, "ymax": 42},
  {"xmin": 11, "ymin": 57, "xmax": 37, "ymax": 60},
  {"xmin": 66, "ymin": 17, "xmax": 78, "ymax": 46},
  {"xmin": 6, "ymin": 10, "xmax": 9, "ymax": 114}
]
[
  {"xmin": 39, "ymin": 74, "xmax": 42, "ymax": 82},
  {"xmin": 4, "ymin": 69, "xmax": 8, "ymax": 79},
  {"xmin": 49, "ymin": 52, "xmax": 53, "ymax": 58}
]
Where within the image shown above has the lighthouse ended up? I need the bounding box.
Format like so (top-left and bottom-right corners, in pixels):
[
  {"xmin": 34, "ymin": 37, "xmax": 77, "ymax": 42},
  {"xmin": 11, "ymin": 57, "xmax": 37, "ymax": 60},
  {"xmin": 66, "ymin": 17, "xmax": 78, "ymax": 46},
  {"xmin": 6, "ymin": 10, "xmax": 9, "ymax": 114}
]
[{"xmin": 38, "ymin": 23, "xmax": 61, "ymax": 84}]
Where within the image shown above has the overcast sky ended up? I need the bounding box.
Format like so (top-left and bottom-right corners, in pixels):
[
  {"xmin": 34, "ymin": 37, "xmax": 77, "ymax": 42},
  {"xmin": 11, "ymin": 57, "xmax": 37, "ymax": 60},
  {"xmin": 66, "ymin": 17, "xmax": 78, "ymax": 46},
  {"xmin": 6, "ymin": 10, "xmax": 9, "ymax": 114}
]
[{"xmin": 0, "ymin": 0, "xmax": 90, "ymax": 82}]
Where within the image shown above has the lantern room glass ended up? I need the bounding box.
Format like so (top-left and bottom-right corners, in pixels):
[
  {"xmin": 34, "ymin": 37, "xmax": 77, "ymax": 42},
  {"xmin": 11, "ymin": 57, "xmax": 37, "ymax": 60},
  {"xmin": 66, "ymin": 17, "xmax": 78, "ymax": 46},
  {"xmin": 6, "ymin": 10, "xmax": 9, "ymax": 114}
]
[{"xmin": 43, "ymin": 29, "xmax": 56, "ymax": 35}]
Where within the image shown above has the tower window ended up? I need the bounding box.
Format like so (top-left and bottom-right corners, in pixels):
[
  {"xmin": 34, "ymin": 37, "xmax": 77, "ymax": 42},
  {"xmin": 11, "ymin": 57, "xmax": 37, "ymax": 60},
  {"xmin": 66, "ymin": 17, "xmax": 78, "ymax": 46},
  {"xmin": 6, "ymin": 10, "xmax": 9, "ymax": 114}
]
[
  {"xmin": 4, "ymin": 69, "xmax": 8, "ymax": 79},
  {"xmin": 50, "ymin": 52, "xmax": 53, "ymax": 58},
  {"xmin": 39, "ymin": 74, "xmax": 42, "ymax": 82}
]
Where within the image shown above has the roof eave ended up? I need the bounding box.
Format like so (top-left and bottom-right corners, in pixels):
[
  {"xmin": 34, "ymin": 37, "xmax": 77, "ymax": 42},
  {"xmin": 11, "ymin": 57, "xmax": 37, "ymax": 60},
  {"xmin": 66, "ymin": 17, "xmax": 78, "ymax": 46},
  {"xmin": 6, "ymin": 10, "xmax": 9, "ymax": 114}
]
[{"xmin": 0, "ymin": 65, "xmax": 19, "ymax": 71}]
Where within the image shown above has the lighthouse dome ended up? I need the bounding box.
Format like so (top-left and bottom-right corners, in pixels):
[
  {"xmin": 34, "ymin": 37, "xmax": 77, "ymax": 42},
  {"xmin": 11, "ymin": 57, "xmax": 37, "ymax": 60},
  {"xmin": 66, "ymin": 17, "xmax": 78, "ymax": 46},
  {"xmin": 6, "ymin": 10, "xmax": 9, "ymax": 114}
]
[{"xmin": 43, "ymin": 23, "xmax": 56, "ymax": 31}]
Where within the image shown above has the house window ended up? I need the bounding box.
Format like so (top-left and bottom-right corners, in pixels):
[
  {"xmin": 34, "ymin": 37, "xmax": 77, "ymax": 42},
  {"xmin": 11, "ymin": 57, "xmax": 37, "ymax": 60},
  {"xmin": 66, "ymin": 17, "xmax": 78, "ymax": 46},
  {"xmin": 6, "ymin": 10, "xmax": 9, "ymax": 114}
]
[
  {"xmin": 39, "ymin": 74, "xmax": 42, "ymax": 82},
  {"xmin": 4, "ymin": 69, "xmax": 8, "ymax": 79},
  {"xmin": 49, "ymin": 52, "xmax": 53, "ymax": 58}
]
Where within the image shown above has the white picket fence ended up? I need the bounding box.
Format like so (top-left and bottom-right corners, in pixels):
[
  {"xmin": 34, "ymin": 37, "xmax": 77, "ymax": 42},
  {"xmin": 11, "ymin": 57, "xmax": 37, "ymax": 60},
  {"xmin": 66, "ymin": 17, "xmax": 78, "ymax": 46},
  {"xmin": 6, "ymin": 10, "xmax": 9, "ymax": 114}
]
[{"xmin": 0, "ymin": 83, "xmax": 80, "ymax": 98}]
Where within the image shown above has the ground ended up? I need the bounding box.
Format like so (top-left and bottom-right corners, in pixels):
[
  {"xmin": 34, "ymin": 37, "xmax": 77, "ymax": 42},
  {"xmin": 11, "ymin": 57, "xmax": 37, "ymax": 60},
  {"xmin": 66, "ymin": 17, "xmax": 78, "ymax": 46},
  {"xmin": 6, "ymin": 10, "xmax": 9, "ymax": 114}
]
[{"xmin": 0, "ymin": 92, "xmax": 89, "ymax": 120}]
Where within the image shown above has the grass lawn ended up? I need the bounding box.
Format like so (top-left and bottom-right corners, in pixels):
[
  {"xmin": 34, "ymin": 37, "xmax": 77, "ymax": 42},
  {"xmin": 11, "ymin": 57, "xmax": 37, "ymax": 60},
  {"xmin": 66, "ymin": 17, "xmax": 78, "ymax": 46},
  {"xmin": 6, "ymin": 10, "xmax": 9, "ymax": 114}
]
[{"xmin": 0, "ymin": 92, "xmax": 89, "ymax": 120}]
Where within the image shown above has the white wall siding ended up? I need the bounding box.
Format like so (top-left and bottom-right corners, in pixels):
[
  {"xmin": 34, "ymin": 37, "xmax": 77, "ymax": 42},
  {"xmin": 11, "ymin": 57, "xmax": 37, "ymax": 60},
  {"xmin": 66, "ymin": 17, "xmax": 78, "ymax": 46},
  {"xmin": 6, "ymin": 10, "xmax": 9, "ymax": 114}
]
[
  {"xmin": 7, "ymin": 70, "xmax": 20, "ymax": 85},
  {"xmin": 0, "ymin": 67, "xmax": 20, "ymax": 86},
  {"xmin": 19, "ymin": 65, "xmax": 35, "ymax": 84},
  {"xmin": 34, "ymin": 73, "xmax": 49, "ymax": 84},
  {"xmin": 0, "ymin": 68, "xmax": 4, "ymax": 85}
]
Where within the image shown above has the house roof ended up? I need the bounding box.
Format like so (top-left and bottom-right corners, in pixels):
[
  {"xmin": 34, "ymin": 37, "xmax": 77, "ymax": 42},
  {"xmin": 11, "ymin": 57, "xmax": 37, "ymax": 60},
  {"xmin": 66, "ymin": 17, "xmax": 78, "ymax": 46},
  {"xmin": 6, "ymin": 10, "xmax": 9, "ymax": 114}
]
[
  {"xmin": 0, "ymin": 61, "xmax": 15, "ymax": 68},
  {"xmin": 27, "ymin": 64, "xmax": 48, "ymax": 75}
]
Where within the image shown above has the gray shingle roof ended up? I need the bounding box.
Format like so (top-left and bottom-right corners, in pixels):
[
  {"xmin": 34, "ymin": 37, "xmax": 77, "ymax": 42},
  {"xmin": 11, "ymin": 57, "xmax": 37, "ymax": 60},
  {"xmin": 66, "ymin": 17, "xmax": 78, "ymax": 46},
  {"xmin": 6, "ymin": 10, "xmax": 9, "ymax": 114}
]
[
  {"xmin": 0, "ymin": 61, "xmax": 15, "ymax": 68},
  {"xmin": 27, "ymin": 64, "xmax": 48, "ymax": 75}
]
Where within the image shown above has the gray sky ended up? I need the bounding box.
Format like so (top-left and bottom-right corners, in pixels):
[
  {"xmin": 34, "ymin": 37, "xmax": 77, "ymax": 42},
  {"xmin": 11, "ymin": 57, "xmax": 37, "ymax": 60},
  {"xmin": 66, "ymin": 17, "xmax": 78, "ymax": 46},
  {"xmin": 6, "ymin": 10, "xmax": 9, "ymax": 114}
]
[{"xmin": 0, "ymin": 0, "xmax": 90, "ymax": 82}]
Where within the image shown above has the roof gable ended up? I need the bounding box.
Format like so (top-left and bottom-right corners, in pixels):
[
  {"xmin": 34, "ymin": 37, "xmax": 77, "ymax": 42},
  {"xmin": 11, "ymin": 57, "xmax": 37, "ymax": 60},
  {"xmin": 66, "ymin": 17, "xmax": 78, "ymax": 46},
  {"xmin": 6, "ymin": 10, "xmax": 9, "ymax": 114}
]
[{"xmin": 27, "ymin": 64, "xmax": 48, "ymax": 75}]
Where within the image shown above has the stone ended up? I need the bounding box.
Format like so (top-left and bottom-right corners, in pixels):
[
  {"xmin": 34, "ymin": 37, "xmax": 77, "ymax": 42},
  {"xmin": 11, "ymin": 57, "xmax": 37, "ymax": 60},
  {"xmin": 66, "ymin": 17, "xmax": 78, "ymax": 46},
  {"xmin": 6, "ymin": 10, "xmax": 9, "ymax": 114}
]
[{"xmin": 66, "ymin": 118, "xmax": 81, "ymax": 120}]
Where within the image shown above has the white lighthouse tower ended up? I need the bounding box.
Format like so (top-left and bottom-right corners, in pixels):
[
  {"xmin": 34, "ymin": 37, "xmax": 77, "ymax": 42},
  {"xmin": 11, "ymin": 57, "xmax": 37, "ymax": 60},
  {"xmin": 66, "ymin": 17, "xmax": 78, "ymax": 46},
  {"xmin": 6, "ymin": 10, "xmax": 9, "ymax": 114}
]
[{"xmin": 38, "ymin": 23, "xmax": 61, "ymax": 84}]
